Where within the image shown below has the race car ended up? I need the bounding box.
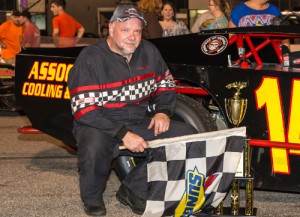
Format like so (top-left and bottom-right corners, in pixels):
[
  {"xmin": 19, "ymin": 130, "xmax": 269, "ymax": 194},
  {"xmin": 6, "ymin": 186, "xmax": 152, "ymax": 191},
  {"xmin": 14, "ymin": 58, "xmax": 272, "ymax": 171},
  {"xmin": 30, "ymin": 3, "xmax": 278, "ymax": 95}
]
[
  {"xmin": 0, "ymin": 64, "xmax": 17, "ymax": 111},
  {"xmin": 14, "ymin": 25, "xmax": 300, "ymax": 193}
]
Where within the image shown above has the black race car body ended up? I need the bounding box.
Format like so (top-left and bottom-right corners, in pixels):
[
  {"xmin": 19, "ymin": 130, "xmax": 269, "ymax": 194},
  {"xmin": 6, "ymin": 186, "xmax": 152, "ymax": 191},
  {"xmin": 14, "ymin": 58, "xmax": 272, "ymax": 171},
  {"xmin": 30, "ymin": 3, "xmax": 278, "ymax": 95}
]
[
  {"xmin": 14, "ymin": 26, "xmax": 300, "ymax": 193},
  {"xmin": 0, "ymin": 64, "xmax": 17, "ymax": 111}
]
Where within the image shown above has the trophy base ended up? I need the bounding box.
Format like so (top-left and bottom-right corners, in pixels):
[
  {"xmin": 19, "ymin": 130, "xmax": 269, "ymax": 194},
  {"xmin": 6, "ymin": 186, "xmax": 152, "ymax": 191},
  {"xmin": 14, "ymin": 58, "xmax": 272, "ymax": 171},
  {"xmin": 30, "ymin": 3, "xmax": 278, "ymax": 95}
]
[{"xmin": 212, "ymin": 207, "xmax": 257, "ymax": 217}]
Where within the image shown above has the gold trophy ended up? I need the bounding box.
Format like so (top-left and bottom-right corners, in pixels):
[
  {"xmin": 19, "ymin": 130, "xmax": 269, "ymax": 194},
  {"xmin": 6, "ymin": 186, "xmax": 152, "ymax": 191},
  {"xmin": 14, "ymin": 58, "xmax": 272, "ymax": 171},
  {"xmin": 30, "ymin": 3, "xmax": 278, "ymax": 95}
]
[
  {"xmin": 225, "ymin": 81, "xmax": 252, "ymax": 215},
  {"xmin": 225, "ymin": 81, "xmax": 248, "ymax": 127}
]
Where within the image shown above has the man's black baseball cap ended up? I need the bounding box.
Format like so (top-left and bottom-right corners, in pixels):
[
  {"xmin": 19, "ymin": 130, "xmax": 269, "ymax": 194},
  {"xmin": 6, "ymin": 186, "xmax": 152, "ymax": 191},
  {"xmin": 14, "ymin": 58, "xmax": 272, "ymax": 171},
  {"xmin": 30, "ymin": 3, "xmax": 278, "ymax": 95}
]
[
  {"xmin": 21, "ymin": 11, "xmax": 32, "ymax": 20},
  {"xmin": 110, "ymin": 5, "xmax": 147, "ymax": 26},
  {"xmin": 12, "ymin": 10, "xmax": 21, "ymax": 16}
]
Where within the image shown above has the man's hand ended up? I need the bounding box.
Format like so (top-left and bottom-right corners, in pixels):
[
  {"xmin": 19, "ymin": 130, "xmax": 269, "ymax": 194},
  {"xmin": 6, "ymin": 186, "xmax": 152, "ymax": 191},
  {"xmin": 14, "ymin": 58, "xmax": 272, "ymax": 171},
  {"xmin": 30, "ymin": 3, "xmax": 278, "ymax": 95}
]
[
  {"xmin": 77, "ymin": 27, "xmax": 85, "ymax": 39},
  {"xmin": 122, "ymin": 131, "xmax": 148, "ymax": 152},
  {"xmin": 148, "ymin": 113, "xmax": 170, "ymax": 136}
]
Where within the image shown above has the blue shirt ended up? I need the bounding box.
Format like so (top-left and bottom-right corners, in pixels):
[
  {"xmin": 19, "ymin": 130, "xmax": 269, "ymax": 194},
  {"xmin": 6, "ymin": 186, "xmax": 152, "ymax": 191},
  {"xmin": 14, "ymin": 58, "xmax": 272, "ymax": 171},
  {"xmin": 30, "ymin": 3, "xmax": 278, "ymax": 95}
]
[{"xmin": 230, "ymin": 3, "xmax": 281, "ymax": 27}]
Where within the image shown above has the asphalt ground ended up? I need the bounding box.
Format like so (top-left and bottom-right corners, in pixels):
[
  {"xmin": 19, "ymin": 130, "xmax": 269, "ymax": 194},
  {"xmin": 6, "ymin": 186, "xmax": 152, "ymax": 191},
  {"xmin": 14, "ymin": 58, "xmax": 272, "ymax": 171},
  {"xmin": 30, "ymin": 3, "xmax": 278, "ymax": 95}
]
[{"xmin": 1, "ymin": 114, "xmax": 300, "ymax": 217}]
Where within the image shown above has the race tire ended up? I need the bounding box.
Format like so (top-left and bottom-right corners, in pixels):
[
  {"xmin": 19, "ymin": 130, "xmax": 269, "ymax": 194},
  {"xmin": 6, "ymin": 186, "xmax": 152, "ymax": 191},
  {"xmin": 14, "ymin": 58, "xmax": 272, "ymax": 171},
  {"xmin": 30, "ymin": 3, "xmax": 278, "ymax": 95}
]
[
  {"xmin": 113, "ymin": 93, "xmax": 217, "ymax": 181},
  {"xmin": 173, "ymin": 93, "xmax": 217, "ymax": 132}
]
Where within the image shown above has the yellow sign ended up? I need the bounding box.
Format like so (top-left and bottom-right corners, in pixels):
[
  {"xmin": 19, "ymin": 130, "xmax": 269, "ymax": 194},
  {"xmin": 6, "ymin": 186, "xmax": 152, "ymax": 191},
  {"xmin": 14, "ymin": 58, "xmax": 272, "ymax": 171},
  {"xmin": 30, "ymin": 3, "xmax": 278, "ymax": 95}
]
[{"xmin": 22, "ymin": 61, "xmax": 73, "ymax": 99}]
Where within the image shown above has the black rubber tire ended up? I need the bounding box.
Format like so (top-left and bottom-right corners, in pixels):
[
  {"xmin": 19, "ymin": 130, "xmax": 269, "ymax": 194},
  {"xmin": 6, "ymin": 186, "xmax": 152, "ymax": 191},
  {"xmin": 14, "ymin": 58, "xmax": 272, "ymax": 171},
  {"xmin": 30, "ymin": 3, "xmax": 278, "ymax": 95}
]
[
  {"xmin": 173, "ymin": 93, "xmax": 217, "ymax": 132},
  {"xmin": 113, "ymin": 93, "xmax": 217, "ymax": 181}
]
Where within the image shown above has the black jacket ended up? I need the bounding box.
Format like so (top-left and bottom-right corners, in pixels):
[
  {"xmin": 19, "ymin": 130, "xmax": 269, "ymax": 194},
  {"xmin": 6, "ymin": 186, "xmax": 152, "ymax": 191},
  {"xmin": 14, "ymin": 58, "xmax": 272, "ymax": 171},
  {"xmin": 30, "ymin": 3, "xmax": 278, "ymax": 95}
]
[{"xmin": 68, "ymin": 38, "xmax": 176, "ymax": 141}]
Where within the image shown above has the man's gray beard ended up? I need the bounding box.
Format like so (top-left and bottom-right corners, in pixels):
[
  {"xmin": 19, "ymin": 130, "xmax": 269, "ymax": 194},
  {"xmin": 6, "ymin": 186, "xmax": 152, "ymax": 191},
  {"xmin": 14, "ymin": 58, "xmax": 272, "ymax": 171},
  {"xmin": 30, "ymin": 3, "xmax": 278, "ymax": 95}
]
[{"xmin": 120, "ymin": 47, "xmax": 136, "ymax": 56}]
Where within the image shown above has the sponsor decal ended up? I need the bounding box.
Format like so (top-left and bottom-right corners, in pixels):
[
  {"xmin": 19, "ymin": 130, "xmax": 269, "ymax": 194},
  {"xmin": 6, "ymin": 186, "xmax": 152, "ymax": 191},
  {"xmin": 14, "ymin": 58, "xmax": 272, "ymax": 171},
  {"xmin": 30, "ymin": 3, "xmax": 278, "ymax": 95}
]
[
  {"xmin": 174, "ymin": 168, "xmax": 222, "ymax": 216},
  {"xmin": 0, "ymin": 68, "xmax": 15, "ymax": 78},
  {"xmin": 80, "ymin": 97, "xmax": 95, "ymax": 104},
  {"xmin": 201, "ymin": 35, "xmax": 228, "ymax": 56},
  {"xmin": 175, "ymin": 167, "xmax": 205, "ymax": 216},
  {"xmin": 293, "ymin": 58, "xmax": 300, "ymax": 65},
  {"xmin": 21, "ymin": 61, "xmax": 72, "ymax": 99}
]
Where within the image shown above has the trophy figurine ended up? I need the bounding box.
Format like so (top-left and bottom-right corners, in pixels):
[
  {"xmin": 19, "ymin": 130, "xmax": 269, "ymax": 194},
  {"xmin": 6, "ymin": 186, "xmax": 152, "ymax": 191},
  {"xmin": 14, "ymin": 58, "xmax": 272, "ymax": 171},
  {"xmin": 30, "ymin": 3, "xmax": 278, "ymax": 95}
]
[{"xmin": 225, "ymin": 81, "xmax": 248, "ymax": 127}]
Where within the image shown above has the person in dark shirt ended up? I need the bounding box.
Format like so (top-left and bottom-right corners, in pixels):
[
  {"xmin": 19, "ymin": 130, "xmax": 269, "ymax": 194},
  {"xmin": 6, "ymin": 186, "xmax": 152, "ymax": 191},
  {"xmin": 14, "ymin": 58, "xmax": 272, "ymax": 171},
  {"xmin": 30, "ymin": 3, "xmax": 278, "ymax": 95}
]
[
  {"xmin": 137, "ymin": 0, "xmax": 163, "ymax": 39},
  {"xmin": 100, "ymin": 20, "xmax": 109, "ymax": 38},
  {"xmin": 67, "ymin": 4, "xmax": 196, "ymax": 216}
]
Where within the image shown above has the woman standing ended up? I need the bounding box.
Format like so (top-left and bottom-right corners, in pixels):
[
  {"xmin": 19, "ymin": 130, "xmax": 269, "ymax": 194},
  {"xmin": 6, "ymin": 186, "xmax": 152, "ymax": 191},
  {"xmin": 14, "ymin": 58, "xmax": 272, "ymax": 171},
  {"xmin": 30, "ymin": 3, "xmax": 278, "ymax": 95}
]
[
  {"xmin": 138, "ymin": 0, "xmax": 163, "ymax": 39},
  {"xmin": 206, "ymin": 0, "xmax": 230, "ymax": 30},
  {"xmin": 159, "ymin": 2, "xmax": 189, "ymax": 37}
]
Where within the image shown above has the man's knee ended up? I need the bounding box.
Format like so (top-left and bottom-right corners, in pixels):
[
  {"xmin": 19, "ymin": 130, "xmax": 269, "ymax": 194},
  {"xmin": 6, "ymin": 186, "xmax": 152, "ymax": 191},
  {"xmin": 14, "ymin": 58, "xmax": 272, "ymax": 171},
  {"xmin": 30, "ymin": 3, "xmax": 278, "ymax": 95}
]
[
  {"xmin": 170, "ymin": 120, "xmax": 198, "ymax": 136},
  {"xmin": 185, "ymin": 123, "xmax": 198, "ymax": 134},
  {"xmin": 76, "ymin": 126, "xmax": 116, "ymax": 156}
]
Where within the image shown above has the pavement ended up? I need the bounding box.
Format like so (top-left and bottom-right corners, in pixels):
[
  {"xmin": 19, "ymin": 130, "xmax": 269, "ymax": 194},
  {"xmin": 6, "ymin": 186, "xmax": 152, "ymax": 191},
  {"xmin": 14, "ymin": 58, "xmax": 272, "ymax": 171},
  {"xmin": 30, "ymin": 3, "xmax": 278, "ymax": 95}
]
[{"xmin": 0, "ymin": 114, "xmax": 300, "ymax": 217}]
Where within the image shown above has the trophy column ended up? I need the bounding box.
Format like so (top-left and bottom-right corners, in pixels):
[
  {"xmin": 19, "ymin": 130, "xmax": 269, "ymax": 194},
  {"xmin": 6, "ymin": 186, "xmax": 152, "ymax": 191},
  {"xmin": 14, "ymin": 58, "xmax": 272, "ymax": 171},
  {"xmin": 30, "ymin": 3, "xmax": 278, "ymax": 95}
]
[
  {"xmin": 218, "ymin": 81, "xmax": 256, "ymax": 216},
  {"xmin": 231, "ymin": 179, "xmax": 240, "ymax": 215},
  {"xmin": 245, "ymin": 139, "xmax": 254, "ymax": 216}
]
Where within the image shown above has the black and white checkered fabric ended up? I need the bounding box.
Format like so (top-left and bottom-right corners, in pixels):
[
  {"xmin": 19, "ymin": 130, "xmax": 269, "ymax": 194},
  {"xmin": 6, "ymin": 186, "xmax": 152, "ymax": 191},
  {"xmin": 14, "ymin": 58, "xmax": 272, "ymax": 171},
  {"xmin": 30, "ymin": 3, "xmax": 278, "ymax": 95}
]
[
  {"xmin": 142, "ymin": 127, "xmax": 246, "ymax": 217},
  {"xmin": 70, "ymin": 78, "xmax": 175, "ymax": 114}
]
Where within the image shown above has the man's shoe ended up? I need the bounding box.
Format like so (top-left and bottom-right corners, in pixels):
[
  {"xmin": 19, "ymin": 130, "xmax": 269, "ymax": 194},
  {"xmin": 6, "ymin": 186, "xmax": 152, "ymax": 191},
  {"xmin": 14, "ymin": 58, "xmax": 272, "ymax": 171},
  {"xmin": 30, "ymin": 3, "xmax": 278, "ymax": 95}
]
[
  {"xmin": 84, "ymin": 202, "xmax": 106, "ymax": 216},
  {"xmin": 116, "ymin": 184, "xmax": 146, "ymax": 215}
]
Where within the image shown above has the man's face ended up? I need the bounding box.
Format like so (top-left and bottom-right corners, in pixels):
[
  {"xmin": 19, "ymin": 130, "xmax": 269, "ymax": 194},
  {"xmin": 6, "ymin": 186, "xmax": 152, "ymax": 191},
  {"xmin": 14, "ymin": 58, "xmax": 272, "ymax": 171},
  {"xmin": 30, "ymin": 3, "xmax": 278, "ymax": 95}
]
[
  {"xmin": 11, "ymin": 15, "xmax": 21, "ymax": 26},
  {"xmin": 109, "ymin": 18, "xmax": 142, "ymax": 58},
  {"xmin": 51, "ymin": 3, "xmax": 60, "ymax": 15},
  {"xmin": 19, "ymin": 16, "xmax": 26, "ymax": 25}
]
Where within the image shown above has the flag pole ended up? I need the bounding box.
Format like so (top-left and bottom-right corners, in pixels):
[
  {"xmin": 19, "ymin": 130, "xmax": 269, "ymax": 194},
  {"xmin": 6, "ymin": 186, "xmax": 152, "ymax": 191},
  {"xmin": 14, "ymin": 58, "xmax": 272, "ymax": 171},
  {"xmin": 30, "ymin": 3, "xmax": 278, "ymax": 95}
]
[{"xmin": 119, "ymin": 127, "xmax": 246, "ymax": 150}]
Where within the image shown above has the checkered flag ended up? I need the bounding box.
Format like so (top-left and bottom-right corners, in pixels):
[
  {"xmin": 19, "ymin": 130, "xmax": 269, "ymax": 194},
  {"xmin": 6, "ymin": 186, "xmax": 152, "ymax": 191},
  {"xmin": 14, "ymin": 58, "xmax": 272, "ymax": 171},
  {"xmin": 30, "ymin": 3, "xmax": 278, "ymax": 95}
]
[{"xmin": 142, "ymin": 127, "xmax": 246, "ymax": 217}]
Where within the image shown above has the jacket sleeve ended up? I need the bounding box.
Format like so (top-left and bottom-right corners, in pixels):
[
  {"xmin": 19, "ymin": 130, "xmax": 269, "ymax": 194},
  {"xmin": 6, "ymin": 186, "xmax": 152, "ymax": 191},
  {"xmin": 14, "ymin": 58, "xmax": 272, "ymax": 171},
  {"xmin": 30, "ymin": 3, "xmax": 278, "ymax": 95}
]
[
  {"xmin": 148, "ymin": 46, "xmax": 177, "ymax": 117},
  {"xmin": 67, "ymin": 47, "xmax": 128, "ymax": 140}
]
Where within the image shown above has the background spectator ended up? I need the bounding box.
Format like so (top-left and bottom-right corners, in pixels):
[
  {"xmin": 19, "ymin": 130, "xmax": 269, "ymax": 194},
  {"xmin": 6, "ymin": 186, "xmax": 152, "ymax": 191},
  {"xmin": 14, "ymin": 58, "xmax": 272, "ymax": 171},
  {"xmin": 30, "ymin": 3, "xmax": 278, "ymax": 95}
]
[
  {"xmin": 159, "ymin": 2, "xmax": 189, "ymax": 36},
  {"xmin": 137, "ymin": 0, "xmax": 163, "ymax": 39},
  {"xmin": 228, "ymin": 0, "xmax": 281, "ymax": 27},
  {"xmin": 50, "ymin": 0, "xmax": 85, "ymax": 47},
  {"xmin": 100, "ymin": 20, "xmax": 109, "ymax": 38},
  {"xmin": 206, "ymin": 0, "xmax": 230, "ymax": 30},
  {"xmin": 228, "ymin": 0, "xmax": 288, "ymax": 49},
  {"xmin": 191, "ymin": 11, "xmax": 214, "ymax": 33},
  {"xmin": 0, "ymin": 10, "xmax": 23, "ymax": 65},
  {"xmin": 20, "ymin": 11, "xmax": 40, "ymax": 47}
]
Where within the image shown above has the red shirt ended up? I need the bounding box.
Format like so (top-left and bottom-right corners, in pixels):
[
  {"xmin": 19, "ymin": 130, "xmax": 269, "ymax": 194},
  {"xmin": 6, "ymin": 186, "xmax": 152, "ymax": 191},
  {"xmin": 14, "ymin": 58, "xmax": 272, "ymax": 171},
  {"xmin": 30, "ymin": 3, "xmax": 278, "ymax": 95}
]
[{"xmin": 22, "ymin": 22, "xmax": 40, "ymax": 47}]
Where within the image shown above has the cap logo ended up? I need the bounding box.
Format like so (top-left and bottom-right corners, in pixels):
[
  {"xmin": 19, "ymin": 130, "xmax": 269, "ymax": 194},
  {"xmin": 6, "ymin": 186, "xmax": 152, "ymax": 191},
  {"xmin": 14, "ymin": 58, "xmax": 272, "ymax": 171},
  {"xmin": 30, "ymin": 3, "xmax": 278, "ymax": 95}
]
[
  {"xmin": 125, "ymin": 8, "xmax": 141, "ymax": 16},
  {"xmin": 112, "ymin": 5, "xmax": 147, "ymax": 26}
]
